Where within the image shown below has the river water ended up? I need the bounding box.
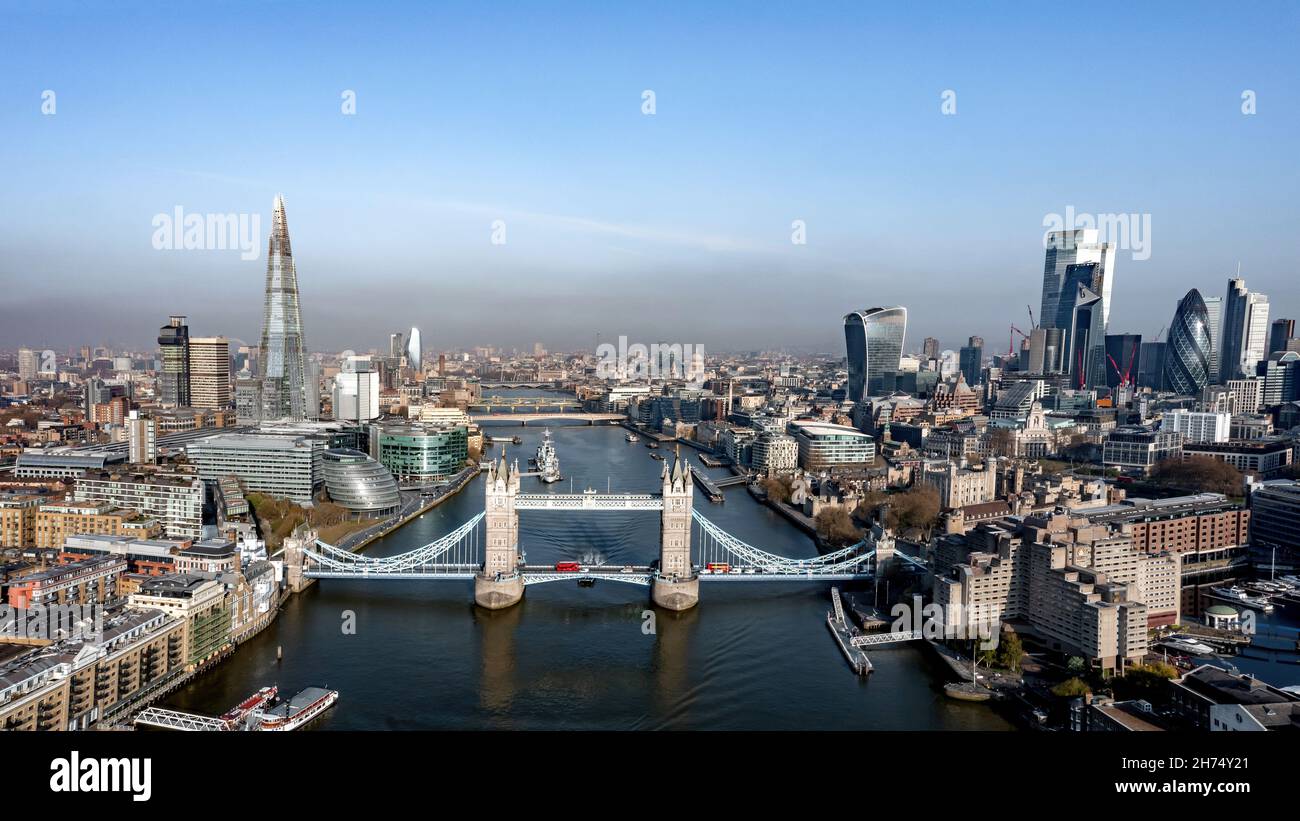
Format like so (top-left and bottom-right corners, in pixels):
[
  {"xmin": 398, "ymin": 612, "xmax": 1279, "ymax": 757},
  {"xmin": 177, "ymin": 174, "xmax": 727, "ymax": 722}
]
[{"xmin": 168, "ymin": 417, "xmax": 1014, "ymax": 730}]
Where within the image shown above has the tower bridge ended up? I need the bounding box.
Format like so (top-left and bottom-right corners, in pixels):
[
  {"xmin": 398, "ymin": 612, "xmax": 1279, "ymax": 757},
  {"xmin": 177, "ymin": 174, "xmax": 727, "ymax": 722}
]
[{"xmin": 287, "ymin": 454, "xmax": 923, "ymax": 611}]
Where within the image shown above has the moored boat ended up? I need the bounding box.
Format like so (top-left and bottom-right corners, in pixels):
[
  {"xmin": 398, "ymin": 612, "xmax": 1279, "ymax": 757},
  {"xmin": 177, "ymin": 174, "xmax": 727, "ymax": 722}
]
[{"xmin": 258, "ymin": 687, "xmax": 339, "ymax": 731}]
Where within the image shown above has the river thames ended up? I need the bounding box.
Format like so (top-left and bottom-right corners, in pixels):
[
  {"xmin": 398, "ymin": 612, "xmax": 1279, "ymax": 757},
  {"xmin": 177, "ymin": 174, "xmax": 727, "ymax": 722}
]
[{"xmin": 168, "ymin": 420, "xmax": 1014, "ymax": 730}]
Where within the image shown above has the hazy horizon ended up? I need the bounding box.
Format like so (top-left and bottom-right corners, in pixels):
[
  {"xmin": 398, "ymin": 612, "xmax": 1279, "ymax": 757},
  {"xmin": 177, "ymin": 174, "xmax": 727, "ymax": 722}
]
[{"xmin": 3, "ymin": 1, "xmax": 1297, "ymax": 355}]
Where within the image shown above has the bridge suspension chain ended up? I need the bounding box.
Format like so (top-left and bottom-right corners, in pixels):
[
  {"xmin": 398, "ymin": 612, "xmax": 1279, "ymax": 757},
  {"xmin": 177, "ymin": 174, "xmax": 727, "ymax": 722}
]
[
  {"xmin": 305, "ymin": 512, "xmax": 484, "ymax": 573},
  {"xmin": 691, "ymin": 510, "xmax": 872, "ymax": 575}
]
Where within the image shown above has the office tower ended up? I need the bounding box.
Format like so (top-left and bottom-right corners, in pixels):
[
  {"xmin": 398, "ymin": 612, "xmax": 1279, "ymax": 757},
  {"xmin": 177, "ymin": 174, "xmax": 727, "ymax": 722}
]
[
  {"xmin": 332, "ymin": 356, "xmax": 381, "ymax": 422},
  {"xmin": 1103, "ymin": 333, "xmax": 1142, "ymax": 389},
  {"xmin": 126, "ymin": 410, "xmax": 157, "ymax": 464},
  {"xmin": 1163, "ymin": 289, "xmax": 1213, "ymax": 395},
  {"xmin": 17, "ymin": 348, "xmax": 39, "ymax": 381},
  {"xmin": 157, "ymin": 315, "xmax": 191, "ymax": 406},
  {"xmin": 1221, "ymin": 277, "xmax": 1270, "ymax": 381},
  {"xmin": 187, "ymin": 337, "xmax": 231, "ymax": 409},
  {"xmin": 406, "ymin": 326, "xmax": 422, "ymax": 371},
  {"xmin": 843, "ymin": 306, "xmax": 907, "ymax": 401},
  {"xmin": 1202, "ymin": 295, "xmax": 1222, "ymax": 383},
  {"xmin": 1067, "ymin": 284, "xmax": 1105, "ymax": 388},
  {"xmin": 1040, "ymin": 229, "xmax": 1115, "ymax": 349},
  {"xmin": 83, "ymin": 375, "xmax": 109, "ymax": 419},
  {"xmin": 1268, "ymin": 318, "xmax": 1294, "ymax": 356},
  {"xmin": 305, "ymin": 358, "xmax": 321, "ymax": 419},
  {"xmin": 1137, "ymin": 342, "xmax": 1166, "ymax": 390},
  {"xmin": 389, "ymin": 331, "xmax": 405, "ymax": 360},
  {"xmin": 257, "ymin": 195, "xmax": 310, "ymax": 421},
  {"xmin": 1255, "ymin": 352, "xmax": 1300, "ymax": 407},
  {"xmin": 235, "ymin": 378, "xmax": 262, "ymax": 425},
  {"xmin": 958, "ymin": 336, "xmax": 983, "ymax": 386},
  {"xmin": 922, "ymin": 337, "xmax": 940, "ymax": 362}
]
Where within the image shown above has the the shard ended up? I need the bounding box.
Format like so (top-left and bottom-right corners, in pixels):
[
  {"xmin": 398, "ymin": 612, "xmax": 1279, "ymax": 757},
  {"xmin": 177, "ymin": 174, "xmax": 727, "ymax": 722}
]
[{"xmin": 257, "ymin": 195, "xmax": 310, "ymax": 421}]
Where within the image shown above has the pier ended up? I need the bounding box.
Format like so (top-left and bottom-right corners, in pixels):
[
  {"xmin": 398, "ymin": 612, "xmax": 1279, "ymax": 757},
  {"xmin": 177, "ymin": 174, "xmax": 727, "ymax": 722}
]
[{"xmin": 827, "ymin": 588, "xmax": 872, "ymax": 675}]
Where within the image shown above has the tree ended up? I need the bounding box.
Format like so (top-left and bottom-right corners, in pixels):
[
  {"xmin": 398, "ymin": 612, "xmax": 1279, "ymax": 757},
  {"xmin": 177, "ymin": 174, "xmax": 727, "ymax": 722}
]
[
  {"xmin": 988, "ymin": 427, "xmax": 1016, "ymax": 458},
  {"xmin": 892, "ymin": 485, "xmax": 941, "ymax": 539},
  {"xmin": 1065, "ymin": 655, "xmax": 1087, "ymax": 675},
  {"xmin": 1113, "ymin": 662, "xmax": 1178, "ymax": 702},
  {"xmin": 1151, "ymin": 455, "xmax": 1244, "ymax": 496},
  {"xmin": 1051, "ymin": 677, "xmax": 1091, "ymax": 698},
  {"xmin": 762, "ymin": 476, "xmax": 791, "ymax": 503},
  {"xmin": 814, "ymin": 507, "xmax": 860, "ymax": 546},
  {"xmin": 996, "ymin": 631, "xmax": 1024, "ymax": 672},
  {"xmin": 852, "ymin": 486, "xmax": 941, "ymax": 538}
]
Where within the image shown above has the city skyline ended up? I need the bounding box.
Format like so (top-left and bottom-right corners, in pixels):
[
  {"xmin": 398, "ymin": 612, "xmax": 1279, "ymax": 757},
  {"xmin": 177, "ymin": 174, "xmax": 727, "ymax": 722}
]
[{"xmin": 3, "ymin": 2, "xmax": 1298, "ymax": 352}]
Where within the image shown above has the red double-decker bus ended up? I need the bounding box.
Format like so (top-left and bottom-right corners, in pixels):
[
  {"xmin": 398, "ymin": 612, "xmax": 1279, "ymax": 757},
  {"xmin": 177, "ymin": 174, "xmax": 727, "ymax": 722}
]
[
  {"xmin": 555, "ymin": 561, "xmax": 581, "ymax": 572},
  {"xmin": 706, "ymin": 562, "xmax": 731, "ymax": 573}
]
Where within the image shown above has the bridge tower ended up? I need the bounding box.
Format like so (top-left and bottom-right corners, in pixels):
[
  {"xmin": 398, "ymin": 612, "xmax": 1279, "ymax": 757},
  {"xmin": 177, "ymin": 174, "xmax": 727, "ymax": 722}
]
[
  {"xmin": 652, "ymin": 451, "xmax": 699, "ymax": 610},
  {"xmin": 475, "ymin": 453, "xmax": 525, "ymax": 609}
]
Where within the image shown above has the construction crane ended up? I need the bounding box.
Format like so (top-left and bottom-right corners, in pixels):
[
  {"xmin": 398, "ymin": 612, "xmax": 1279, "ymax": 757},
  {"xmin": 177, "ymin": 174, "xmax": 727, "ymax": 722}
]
[
  {"xmin": 1105, "ymin": 338, "xmax": 1141, "ymax": 388},
  {"xmin": 1009, "ymin": 324, "xmax": 1031, "ymax": 356},
  {"xmin": 1026, "ymin": 304, "xmax": 1036, "ymax": 329}
]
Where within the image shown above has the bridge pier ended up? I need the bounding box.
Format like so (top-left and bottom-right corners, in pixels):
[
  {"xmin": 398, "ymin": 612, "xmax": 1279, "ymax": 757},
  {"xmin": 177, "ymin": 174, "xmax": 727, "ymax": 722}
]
[
  {"xmin": 475, "ymin": 573, "xmax": 524, "ymax": 609},
  {"xmin": 651, "ymin": 575, "xmax": 699, "ymax": 611}
]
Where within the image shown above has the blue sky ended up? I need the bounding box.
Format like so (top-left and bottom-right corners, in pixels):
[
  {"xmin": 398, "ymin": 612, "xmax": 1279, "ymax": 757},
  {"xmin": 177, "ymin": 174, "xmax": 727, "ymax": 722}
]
[{"xmin": 1, "ymin": 1, "xmax": 1297, "ymax": 354}]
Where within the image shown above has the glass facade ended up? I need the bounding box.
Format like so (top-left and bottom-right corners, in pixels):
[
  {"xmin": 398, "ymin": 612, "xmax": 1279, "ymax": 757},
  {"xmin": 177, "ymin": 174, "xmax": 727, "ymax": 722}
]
[
  {"xmin": 258, "ymin": 195, "xmax": 309, "ymax": 421},
  {"xmin": 157, "ymin": 315, "xmax": 190, "ymax": 407},
  {"xmin": 843, "ymin": 306, "xmax": 906, "ymax": 401},
  {"xmin": 322, "ymin": 448, "xmax": 401, "ymax": 517},
  {"xmin": 376, "ymin": 425, "xmax": 468, "ymax": 482},
  {"xmin": 1163, "ymin": 289, "xmax": 1212, "ymax": 395},
  {"xmin": 1104, "ymin": 333, "xmax": 1142, "ymax": 390}
]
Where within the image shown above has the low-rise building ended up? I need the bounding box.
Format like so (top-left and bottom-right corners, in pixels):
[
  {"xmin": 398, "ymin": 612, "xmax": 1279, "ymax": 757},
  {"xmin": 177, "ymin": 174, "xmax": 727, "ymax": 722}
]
[
  {"xmin": 128, "ymin": 574, "xmax": 230, "ymax": 669},
  {"xmin": 6, "ymin": 555, "xmax": 128, "ymax": 609},
  {"xmin": 788, "ymin": 420, "xmax": 875, "ymax": 470},
  {"xmin": 1170, "ymin": 664, "xmax": 1300, "ymax": 731},
  {"xmin": 1182, "ymin": 438, "xmax": 1293, "ymax": 477},
  {"xmin": 0, "ymin": 609, "xmax": 186, "ymax": 730},
  {"xmin": 73, "ymin": 470, "xmax": 204, "ymax": 540},
  {"xmin": 1102, "ymin": 426, "xmax": 1182, "ymax": 474},
  {"xmin": 34, "ymin": 501, "xmax": 161, "ymax": 549}
]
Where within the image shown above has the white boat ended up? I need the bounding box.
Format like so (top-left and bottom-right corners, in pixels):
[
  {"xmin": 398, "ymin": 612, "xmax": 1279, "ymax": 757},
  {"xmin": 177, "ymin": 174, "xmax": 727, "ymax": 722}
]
[
  {"xmin": 535, "ymin": 429, "xmax": 562, "ymax": 483},
  {"xmin": 1160, "ymin": 634, "xmax": 1216, "ymax": 655},
  {"xmin": 625, "ymin": 432, "xmax": 639, "ymax": 443},
  {"xmin": 1209, "ymin": 585, "xmax": 1274, "ymax": 613},
  {"xmin": 258, "ymin": 687, "xmax": 338, "ymax": 731}
]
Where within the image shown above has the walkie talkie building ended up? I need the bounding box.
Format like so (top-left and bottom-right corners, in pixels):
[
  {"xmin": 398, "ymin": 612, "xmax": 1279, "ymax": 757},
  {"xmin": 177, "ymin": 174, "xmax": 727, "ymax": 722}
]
[
  {"xmin": 258, "ymin": 195, "xmax": 310, "ymax": 421},
  {"xmin": 843, "ymin": 306, "xmax": 907, "ymax": 401}
]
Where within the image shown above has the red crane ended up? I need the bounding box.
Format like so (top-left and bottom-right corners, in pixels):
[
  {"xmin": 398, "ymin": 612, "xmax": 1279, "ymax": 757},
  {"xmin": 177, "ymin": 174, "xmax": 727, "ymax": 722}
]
[
  {"xmin": 1105, "ymin": 339, "xmax": 1141, "ymax": 388},
  {"xmin": 1009, "ymin": 324, "xmax": 1031, "ymax": 356}
]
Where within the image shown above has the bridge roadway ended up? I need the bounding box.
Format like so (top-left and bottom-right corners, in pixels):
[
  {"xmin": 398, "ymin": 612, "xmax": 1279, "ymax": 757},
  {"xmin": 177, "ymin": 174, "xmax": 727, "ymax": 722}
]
[{"xmin": 304, "ymin": 562, "xmax": 874, "ymax": 584}]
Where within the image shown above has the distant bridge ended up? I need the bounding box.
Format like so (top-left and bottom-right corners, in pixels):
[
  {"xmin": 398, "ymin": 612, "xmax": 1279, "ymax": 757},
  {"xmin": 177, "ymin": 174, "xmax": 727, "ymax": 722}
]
[{"xmin": 469, "ymin": 412, "xmax": 624, "ymax": 425}]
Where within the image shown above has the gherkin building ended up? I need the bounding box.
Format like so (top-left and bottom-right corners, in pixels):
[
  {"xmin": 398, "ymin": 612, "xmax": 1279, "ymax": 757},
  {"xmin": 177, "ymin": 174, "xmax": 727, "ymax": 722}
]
[{"xmin": 1162, "ymin": 288, "xmax": 1212, "ymax": 395}]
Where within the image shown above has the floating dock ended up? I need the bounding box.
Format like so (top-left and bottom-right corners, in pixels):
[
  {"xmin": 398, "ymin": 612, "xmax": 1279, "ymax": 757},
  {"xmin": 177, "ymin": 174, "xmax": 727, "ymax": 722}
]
[
  {"xmin": 827, "ymin": 588, "xmax": 872, "ymax": 675},
  {"xmin": 690, "ymin": 470, "xmax": 725, "ymax": 503}
]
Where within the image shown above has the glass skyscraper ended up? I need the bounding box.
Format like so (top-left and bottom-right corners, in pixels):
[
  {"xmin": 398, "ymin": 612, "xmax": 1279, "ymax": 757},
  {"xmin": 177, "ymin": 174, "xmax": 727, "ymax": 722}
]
[
  {"xmin": 1163, "ymin": 289, "xmax": 1212, "ymax": 395},
  {"xmin": 157, "ymin": 315, "xmax": 190, "ymax": 407},
  {"xmin": 257, "ymin": 195, "xmax": 310, "ymax": 421},
  {"xmin": 843, "ymin": 306, "xmax": 906, "ymax": 401},
  {"xmin": 1040, "ymin": 229, "xmax": 1115, "ymax": 363},
  {"xmin": 1203, "ymin": 295, "xmax": 1222, "ymax": 383},
  {"xmin": 1221, "ymin": 277, "xmax": 1270, "ymax": 382}
]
